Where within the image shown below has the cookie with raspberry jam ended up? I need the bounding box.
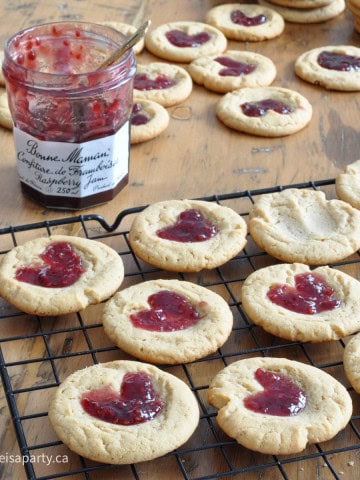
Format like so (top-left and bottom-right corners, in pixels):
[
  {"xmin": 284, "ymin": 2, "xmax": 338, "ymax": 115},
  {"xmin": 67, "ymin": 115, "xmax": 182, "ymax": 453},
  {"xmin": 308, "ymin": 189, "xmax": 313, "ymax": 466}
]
[
  {"xmin": 130, "ymin": 99, "xmax": 169, "ymax": 144},
  {"xmin": 208, "ymin": 357, "xmax": 352, "ymax": 454},
  {"xmin": 242, "ymin": 263, "xmax": 360, "ymax": 342},
  {"xmin": 145, "ymin": 21, "xmax": 227, "ymax": 63},
  {"xmin": 216, "ymin": 86, "xmax": 312, "ymax": 137},
  {"xmin": 102, "ymin": 279, "xmax": 233, "ymax": 364},
  {"xmin": 188, "ymin": 50, "xmax": 276, "ymax": 93},
  {"xmin": 0, "ymin": 235, "xmax": 124, "ymax": 315},
  {"xmin": 133, "ymin": 62, "xmax": 193, "ymax": 107},
  {"xmin": 295, "ymin": 45, "xmax": 360, "ymax": 91},
  {"xmin": 48, "ymin": 360, "xmax": 199, "ymax": 464},
  {"xmin": 205, "ymin": 3, "xmax": 285, "ymax": 42},
  {"xmin": 128, "ymin": 199, "xmax": 248, "ymax": 272}
]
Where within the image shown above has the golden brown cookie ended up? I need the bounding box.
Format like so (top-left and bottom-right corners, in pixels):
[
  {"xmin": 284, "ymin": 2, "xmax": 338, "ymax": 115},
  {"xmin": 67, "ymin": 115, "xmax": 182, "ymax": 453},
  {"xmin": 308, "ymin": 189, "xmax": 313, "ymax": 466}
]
[
  {"xmin": 335, "ymin": 159, "xmax": 360, "ymax": 209},
  {"xmin": 216, "ymin": 86, "xmax": 312, "ymax": 137},
  {"xmin": 295, "ymin": 45, "xmax": 360, "ymax": 91},
  {"xmin": 258, "ymin": 0, "xmax": 345, "ymax": 23},
  {"xmin": 242, "ymin": 263, "xmax": 360, "ymax": 342},
  {"xmin": 208, "ymin": 357, "xmax": 352, "ymax": 455},
  {"xmin": 102, "ymin": 279, "xmax": 233, "ymax": 364},
  {"xmin": 249, "ymin": 188, "xmax": 360, "ymax": 264},
  {"xmin": 188, "ymin": 50, "xmax": 276, "ymax": 93},
  {"xmin": 100, "ymin": 21, "xmax": 145, "ymax": 54},
  {"xmin": 130, "ymin": 99, "xmax": 169, "ymax": 144},
  {"xmin": 343, "ymin": 332, "xmax": 360, "ymax": 393},
  {"xmin": 0, "ymin": 235, "xmax": 124, "ymax": 315},
  {"xmin": 145, "ymin": 21, "xmax": 227, "ymax": 63},
  {"xmin": 128, "ymin": 199, "xmax": 248, "ymax": 272},
  {"xmin": 205, "ymin": 3, "xmax": 285, "ymax": 41},
  {"xmin": 48, "ymin": 360, "xmax": 199, "ymax": 464},
  {"xmin": 133, "ymin": 62, "xmax": 193, "ymax": 107}
]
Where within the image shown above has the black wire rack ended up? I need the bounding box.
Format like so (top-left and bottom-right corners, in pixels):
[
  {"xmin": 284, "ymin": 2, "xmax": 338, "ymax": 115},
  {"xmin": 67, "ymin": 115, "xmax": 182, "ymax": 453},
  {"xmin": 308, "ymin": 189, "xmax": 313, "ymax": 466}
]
[{"xmin": 0, "ymin": 178, "xmax": 359, "ymax": 480}]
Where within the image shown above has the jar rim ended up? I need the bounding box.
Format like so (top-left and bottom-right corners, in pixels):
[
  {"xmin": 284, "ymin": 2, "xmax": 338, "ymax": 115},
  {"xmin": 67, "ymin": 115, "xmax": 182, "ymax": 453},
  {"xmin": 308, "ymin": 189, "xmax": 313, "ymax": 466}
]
[{"xmin": 3, "ymin": 20, "xmax": 134, "ymax": 79}]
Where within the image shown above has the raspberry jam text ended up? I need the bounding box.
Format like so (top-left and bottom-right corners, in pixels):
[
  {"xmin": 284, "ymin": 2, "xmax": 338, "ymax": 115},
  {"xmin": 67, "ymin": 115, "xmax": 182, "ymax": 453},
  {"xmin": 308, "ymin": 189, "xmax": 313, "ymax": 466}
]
[
  {"xmin": 157, "ymin": 209, "xmax": 218, "ymax": 242},
  {"xmin": 15, "ymin": 241, "xmax": 84, "ymax": 288},
  {"xmin": 244, "ymin": 368, "xmax": 307, "ymax": 416},
  {"xmin": 81, "ymin": 372, "xmax": 164, "ymax": 425},
  {"xmin": 130, "ymin": 290, "xmax": 203, "ymax": 332},
  {"xmin": 267, "ymin": 272, "xmax": 341, "ymax": 314}
]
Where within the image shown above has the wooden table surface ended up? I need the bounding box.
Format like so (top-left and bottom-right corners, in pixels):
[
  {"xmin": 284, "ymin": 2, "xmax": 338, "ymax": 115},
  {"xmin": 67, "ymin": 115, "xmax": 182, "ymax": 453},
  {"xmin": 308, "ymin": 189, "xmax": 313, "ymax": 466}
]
[{"xmin": 0, "ymin": 1, "xmax": 359, "ymax": 479}]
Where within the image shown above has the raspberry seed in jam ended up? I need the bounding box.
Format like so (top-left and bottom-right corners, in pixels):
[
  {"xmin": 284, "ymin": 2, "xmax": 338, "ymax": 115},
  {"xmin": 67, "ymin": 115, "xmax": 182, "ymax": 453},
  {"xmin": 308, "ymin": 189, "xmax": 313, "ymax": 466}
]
[
  {"xmin": 81, "ymin": 372, "xmax": 164, "ymax": 425},
  {"xmin": 267, "ymin": 272, "xmax": 341, "ymax": 314},
  {"xmin": 15, "ymin": 241, "xmax": 85, "ymax": 288},
  {"xmin": 130, "ymin": 290, "xmax": 202, "ymax": 332},
  {"xmin": 157, "ymin": 209, "xmax": 218, "ymax": 242},
  {"xmin": 244, "ymin": 368, "xmax": 307, "ymax": 416}
]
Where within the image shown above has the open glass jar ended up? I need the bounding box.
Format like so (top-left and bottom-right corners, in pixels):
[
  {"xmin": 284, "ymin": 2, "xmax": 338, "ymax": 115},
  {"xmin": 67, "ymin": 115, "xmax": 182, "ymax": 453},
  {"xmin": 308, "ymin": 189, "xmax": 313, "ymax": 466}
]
[{"xmin": 2, "ymin": 21, "xmax": 136, "ymax": 209}]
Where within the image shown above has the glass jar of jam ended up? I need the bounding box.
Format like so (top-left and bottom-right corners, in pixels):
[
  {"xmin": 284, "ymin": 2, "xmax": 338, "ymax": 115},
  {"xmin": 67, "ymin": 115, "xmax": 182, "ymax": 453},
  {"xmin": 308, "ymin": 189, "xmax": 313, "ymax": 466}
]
[{"xmin": 2, "ymin": 21, "xmax": 136, "ymax": 209}]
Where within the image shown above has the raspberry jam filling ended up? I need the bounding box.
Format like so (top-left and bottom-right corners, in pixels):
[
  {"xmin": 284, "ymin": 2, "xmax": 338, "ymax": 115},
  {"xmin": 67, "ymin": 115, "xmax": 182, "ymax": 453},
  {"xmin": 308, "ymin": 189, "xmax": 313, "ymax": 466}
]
[
  {"xmin": 165, "ymin": 29, "xmax": 211, "ymax": 47},
  {"xmin": 81, "ymin": 372, "xmax": 164, "ymax": 425},
  {"xmin": 230, "ymin": 9, "xmax": 267, "ymax": 27},
  {"xmin": 241, "ymin": 99, "xmax": 293, "ymax": 117},
  {"xmin": 267, "ymin": 272, "xmax": 341, "ymax": 314},
  {"xmin": 131, "ymin": 103, "xmax": 149, "ymax": 126},
  {"xmin": 244, "ymin": 368, "xmax": 307, "ymax": 416},
  {"xmin": 130, "ymin": 290, "xmax": 203, "ymax": 332},
  {"xmin": 215, "ymin": 56, "xmax": 256, "ymax": 76},
  {"xmin": 134, "ymin": 73, "xmax": 176, "ymax": 91},
  {"xmin": 15, "ymin": 241, "xmax": 84, "ymax": 288},
  {"xmin": 157, "ymin": 209, "xmax": 218, "ymax": 242},
  {"xmin": 318, "ymin": 50, "xmax": 360, "ymax": 71}
]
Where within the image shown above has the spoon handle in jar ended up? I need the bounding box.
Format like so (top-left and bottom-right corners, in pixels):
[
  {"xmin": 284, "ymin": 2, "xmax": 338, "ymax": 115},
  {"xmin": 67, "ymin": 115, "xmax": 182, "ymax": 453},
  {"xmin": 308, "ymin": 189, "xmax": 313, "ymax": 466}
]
[{"xmin": 97, "ymin": 20, "xmax": 151, "ymax": 70}]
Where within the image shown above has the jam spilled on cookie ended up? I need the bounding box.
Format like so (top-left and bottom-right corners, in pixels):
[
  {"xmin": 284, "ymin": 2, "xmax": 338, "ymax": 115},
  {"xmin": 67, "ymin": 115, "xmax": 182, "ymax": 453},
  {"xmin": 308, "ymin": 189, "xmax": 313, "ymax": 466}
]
[
  {"xmin": 15, "ymin": 241, "xmax": 85, "ymax": 287},
  {"xmin": 318, "ymin": 51, "xmax": 360, "ymax": 72},
  {"xmin": 230, "ymin": 9, "xmax": 267, "ymax": 27},
  {"xmin": 157, "ymin": 209, "xmax": 218, "ymax": 242},
  {"xmin": 134, "ymin": 73, "xmax": 176, "ymax": 91},
  {"xmin": 214, "ymin": 56, "xmax": 256, "ymax": 77},
  {"xmin": 244, "ymin": 368, "xmax": 307, "ymax": 416},
  {"xmin": 241, "ymin": 99, "xmax": 293, "ymax": 117},
  {"xmin": 267, "ymin": 272, "xmax": 341, "ymax": 314},
  {"xmin": 81, "ymin": 372, "xmax": 164, "ymax": 425},
  {"xmin": 165, "ymin": 30, "xmax": 211, "ymax": 47},
  {"xmin": 131, "ymin": 103, "xmax": 149, "ymax": 126},
  {"xmin": 130, "ymin": 289, "xmax": 203, "ymax": 332}
]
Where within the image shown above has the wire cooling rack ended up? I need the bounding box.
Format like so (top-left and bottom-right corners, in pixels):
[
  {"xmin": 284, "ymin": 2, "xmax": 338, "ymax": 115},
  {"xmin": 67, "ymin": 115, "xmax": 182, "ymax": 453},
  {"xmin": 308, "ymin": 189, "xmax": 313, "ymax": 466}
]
[{"xmin": 0, "ymin": 178, "xmax": 359, "ymax": 480}]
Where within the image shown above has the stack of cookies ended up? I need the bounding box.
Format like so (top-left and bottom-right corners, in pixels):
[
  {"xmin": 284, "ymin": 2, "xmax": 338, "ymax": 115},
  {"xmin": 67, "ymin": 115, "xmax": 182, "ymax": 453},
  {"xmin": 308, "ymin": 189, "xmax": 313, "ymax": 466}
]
[
  {"xmin": 258, "ymin": 0, "xmax": 346, "ymax": 23},
  {"xmin": 346, "ymin": 0, "xmax": 360, "ymax": 31}
]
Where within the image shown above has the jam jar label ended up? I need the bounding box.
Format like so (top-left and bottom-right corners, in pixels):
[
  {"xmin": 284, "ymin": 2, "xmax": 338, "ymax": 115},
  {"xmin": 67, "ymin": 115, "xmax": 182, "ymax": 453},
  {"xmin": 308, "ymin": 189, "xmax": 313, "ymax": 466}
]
[{"xmin": 13, "ymin": 122, "xmax": 129, "ymax": 199}]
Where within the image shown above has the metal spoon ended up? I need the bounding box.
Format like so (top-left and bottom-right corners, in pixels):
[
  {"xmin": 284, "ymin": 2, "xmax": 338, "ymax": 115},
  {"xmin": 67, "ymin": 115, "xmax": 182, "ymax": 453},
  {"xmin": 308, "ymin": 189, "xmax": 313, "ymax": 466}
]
[{"xmin": 97, "ymin": 19, "xmax": 151, "ymax": 70}]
